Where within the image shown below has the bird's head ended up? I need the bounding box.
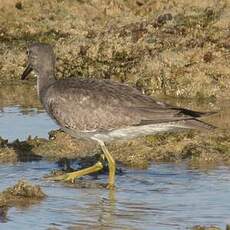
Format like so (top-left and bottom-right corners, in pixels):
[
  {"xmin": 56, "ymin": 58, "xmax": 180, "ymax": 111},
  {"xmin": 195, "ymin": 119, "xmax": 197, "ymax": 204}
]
[{"xmin": 21, "ymin": 43, "xmax": 55, "ymax": 80}]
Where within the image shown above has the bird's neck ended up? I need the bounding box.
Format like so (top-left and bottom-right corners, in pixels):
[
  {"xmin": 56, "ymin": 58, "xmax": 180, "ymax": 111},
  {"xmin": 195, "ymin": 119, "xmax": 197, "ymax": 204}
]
[{"xmin": 37, "ymin": 71, "xmax": 56, "ymax": 98}]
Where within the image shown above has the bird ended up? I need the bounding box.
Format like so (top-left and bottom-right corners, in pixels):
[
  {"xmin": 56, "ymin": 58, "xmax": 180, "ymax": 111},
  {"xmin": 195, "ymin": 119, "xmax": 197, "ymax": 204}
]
[{"xmin": 21, "ymin": 43, "xmax": 216, "ymax": 189}]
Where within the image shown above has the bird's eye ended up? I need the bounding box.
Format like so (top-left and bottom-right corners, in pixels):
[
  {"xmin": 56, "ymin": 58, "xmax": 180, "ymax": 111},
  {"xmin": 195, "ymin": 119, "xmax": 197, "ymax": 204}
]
[{"xmin": 26, "ymin": 49, "xmax": 30, "ymax": 56}]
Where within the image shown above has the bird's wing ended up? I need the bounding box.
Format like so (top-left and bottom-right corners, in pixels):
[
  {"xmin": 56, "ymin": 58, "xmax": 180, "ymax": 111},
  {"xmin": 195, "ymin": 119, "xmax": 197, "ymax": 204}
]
[{"xmin": 42, "ymin": 79, "xmax": 210, "ymax": 131}]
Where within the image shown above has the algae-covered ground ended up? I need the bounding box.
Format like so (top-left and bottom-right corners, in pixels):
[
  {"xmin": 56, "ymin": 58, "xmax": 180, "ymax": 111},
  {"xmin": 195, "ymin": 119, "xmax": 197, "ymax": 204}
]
[
  {"xmin": 0, "ymin": 128, "xmax": 230, "ymax": 169},
  {"xmin": 0, "ymin": 0, "xmax": 230, "ymax": 99},
  {"xmin": 0, "ymin": 180, "xmax": 46, "ymax": 222}
]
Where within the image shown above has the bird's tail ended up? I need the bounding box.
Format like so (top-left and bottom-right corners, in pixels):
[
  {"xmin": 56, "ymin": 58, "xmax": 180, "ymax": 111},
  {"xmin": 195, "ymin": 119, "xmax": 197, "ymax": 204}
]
[
  {"xmin": 180, "ymin": 118, "xmax": 216, "ymax": 131},
  {"xmin": 174, "ymin": 108, "xmax": 218, "ymax": 118}
]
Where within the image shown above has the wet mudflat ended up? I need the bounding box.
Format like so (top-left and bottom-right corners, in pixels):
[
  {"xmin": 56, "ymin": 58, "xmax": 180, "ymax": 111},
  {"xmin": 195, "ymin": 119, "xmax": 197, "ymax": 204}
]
[{"xmin": 0, "ymin": 85, "xmax": 230, "ymax": 230}]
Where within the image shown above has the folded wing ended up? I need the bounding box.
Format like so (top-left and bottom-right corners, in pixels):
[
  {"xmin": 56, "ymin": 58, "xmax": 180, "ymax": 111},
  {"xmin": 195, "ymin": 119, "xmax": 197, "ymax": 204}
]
[{"xmin": 42, "ymin": 78, "xmax": 215, "ymax": 132}]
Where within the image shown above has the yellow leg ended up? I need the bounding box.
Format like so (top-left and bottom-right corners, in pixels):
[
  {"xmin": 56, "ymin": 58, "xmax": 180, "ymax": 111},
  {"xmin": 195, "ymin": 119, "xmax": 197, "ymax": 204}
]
[
  {"xmin": 96, "ymin": 139, "xmax": 116, "ymax": 189},
  {"xmin": 49, "ymin": 161, "xmax": 103, "ymax": 183}
]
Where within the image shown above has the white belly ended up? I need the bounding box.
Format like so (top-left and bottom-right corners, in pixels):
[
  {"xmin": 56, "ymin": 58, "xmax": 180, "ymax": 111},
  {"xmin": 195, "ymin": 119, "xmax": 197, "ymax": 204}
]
[
  {"xmin": 91, "ymin": 122, "xmax": 189, "ymax": 142},
  {"xmin": 62, "ymin": 121, "xmax": 190, "ymax": 143}
]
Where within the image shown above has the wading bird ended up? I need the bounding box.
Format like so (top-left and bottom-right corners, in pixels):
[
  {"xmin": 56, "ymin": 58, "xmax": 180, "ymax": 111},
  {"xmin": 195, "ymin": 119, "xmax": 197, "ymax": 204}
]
[{"xmin": 21, "ymin": 43, "xmax": 215, "ymax": 189}]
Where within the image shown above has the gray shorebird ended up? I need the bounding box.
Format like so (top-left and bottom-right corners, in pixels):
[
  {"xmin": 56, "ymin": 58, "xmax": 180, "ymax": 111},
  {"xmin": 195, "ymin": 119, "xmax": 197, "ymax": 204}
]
[{"xmin": 21, "ymin": 43, "xmax": 215, "ymax": 188}]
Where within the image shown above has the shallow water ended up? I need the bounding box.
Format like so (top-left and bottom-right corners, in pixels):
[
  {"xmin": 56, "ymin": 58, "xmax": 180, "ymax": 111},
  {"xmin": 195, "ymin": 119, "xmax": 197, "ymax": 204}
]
[
  {"xmin": 0, "ymin": 85, "xmax": 230, "ymax": 229},
  {"xmin": 1, "ymin": 160, "xmax": 230, "ymax": 229},
  {"xmin": 0, "ymin": 106, "xmax": 58, "ymax": 141}
]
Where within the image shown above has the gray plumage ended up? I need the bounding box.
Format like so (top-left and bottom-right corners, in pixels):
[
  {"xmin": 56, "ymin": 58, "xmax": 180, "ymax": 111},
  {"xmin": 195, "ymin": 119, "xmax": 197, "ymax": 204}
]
[{"xmin": 22, "ymin": 43, "xmax": 216, "ymax": 142}]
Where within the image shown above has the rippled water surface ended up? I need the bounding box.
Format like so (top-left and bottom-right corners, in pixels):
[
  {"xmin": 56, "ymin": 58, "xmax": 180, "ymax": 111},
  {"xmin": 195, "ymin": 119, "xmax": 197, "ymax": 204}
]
[
  {"xmin": 1, "ymin": 159, "xmax": 230, "ymax": 230},
  {"xmin": 0, "ymin": 84, "xmax": 230, "ymax": 230}
]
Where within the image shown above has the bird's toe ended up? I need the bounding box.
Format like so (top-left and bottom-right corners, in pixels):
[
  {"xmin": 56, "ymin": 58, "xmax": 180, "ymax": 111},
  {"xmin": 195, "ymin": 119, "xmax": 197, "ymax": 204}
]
[{"xmin": 106, "ymin": 183, "xmax": 116, "ymax": 190}]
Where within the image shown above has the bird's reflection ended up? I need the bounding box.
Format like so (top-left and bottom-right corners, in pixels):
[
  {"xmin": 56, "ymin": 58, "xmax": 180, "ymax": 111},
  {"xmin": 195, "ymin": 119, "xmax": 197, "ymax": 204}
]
[{"xmin": 68, "ymin": 188, "xmax": 117, "ymax": 229}]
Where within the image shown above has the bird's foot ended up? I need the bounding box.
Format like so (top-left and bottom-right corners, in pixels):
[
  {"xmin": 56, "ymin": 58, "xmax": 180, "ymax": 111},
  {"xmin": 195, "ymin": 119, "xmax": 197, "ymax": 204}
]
[
  {"xmin": 106, "ymin": 183, "xmax": 115, "ymax": 190},
  {"xmin": 46, "ymin": 161, "xmax": 103, "ymax": 183},
  {"xmin": 50, "ymin": 173, "xmax": 78, "ymax": 183}
]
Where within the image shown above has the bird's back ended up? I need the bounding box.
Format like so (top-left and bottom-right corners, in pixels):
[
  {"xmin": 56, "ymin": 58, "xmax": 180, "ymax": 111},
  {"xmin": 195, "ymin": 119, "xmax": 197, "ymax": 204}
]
[{"xmin": 40, "ymin": 78, "xmax": 214, "ymax": 135}]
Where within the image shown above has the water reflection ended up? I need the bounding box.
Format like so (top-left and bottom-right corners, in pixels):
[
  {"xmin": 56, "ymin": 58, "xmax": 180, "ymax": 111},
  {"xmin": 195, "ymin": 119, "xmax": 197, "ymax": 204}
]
[{"xmin": 0, "ymin": 81, "xmax": 40, "ymax": 108}]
